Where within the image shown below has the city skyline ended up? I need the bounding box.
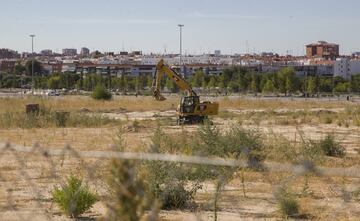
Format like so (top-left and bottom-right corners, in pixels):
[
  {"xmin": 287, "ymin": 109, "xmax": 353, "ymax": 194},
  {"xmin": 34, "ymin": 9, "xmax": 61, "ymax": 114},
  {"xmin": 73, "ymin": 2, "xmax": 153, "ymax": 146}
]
[{"xmin": 1, "ymin": 0, "xmax": 360, "ymax": 55}]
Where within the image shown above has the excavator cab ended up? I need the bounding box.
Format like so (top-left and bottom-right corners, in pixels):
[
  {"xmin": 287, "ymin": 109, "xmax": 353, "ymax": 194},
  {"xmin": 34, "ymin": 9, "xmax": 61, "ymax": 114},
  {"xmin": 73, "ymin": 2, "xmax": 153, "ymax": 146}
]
[{"xmin": 179, "ymin": 96, "xmax": 200, "ymax": 114}]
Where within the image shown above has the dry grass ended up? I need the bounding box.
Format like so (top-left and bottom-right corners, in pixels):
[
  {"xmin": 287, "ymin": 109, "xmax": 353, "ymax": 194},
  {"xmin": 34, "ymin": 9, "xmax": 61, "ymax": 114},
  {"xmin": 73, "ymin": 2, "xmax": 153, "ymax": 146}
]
[
  {"xmin": 0, "ymin": 96, "xmax": 178, "ymax": 114},
  {"xmin": 0, "ymin": 95, "xmax": 356, "ymax": 115},
  {"xmin": 217, "ymin": 96, "xmax": 356, "ymax": 110},
  {"xmin": 0, "ymin": 95, "xmax": 359, "ymax": 220}
]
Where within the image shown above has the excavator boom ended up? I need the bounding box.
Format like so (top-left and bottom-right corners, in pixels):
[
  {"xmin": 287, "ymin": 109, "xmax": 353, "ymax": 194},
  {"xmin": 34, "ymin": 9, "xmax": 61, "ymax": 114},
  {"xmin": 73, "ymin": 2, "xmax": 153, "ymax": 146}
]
[{"xmin": 152, "ymin": 59, "xmax": 196, "ymax": 101}]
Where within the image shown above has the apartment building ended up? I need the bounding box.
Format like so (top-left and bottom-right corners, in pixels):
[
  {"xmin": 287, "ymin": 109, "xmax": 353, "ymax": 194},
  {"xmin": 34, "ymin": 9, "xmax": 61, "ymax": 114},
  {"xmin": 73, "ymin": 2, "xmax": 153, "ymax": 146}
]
[
  {"xmin": 80, "ymin": 47, "xmax": 90, "ymax": 56},
  {"xmin": 306, "ymin": 41, "xmax": 339, "ymax": 60},
  {"xmin": 0, "ymin": 48, "xmax": 20, "ymax": 59},
  {"xmin": 62, "ymin": 48, "xmax": 77, "ymax": 56},
  {"xmin": 334, "ymin": 58, "xmax": 360, "ymax": 80}
]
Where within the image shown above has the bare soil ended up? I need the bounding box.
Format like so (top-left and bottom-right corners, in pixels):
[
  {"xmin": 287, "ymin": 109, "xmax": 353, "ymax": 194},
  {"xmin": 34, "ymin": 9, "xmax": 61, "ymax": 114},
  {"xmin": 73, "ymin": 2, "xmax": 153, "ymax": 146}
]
[{"xmin": 0, "ymin": 97, "xmax": 359, "ymax": 220}]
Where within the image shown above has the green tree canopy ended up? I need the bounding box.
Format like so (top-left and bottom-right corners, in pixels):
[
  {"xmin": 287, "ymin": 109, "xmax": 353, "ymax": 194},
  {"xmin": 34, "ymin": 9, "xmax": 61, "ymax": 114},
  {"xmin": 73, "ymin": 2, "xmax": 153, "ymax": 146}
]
[
  {"xmin": 262, "ymin": 79, "xmax": 276, "ymax": 94},
  {"xmin": 25, "ymin": 59, "xmax": 42, "ymax": 75},
  {"xmin": 48, "ymin": 76, "xmax": 61, "ymax": 89}
]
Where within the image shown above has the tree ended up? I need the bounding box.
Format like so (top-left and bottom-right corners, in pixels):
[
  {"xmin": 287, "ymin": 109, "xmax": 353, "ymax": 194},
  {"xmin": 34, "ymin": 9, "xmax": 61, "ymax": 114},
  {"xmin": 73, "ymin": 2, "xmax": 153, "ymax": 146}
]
[
  {"xmin": 307, "ymin": 77, "xmax": 317, "ymax": 96},
  {"xmin": 208, "ymin": 76, "xmax": 217, "ymax": 88},
  {"xmin": 228, "ymin": 81, "xmax": 239, "ymax": 92},
  {"xmin": 250, "ymin": 73, "xmax": 260, "ymax": 93},
  {"xmin": 191, "ymin": 70, "xmax": 205, "ymax": 88},
  {"xmin": 92, "ymin": 84, "xmax": 112, "ymax": 100},
  {"xmin": 165, "ymin": 77, "xmax": 177, "ymax": 93},
  {"xmin": 350, "ymin": 74, "xmax": 360, "ymax": 93},
  {"xmin": 334, "ymin": 82, "xmax": 350, "ymax": 93},
  {"xmin": 319, "ymin": 77, "xmax": 333, "ymax": 93},
  {"xmin": 25, "ymin": 59, "xmax": 42, "ymax": 75},
  {"xmin": 14, "ymin": 63, "xmax": 26, "ymax": 75},
  {"xmin": 48, "ymin": 76, "xmax": 61, "ymax": 89},
  {"xmin": 262, "ymin": 79, "xmax": 276, "ymax": 94},
  {"xmin": 278, "ymin": 67, "xmax": 297, "ymax": 96}
]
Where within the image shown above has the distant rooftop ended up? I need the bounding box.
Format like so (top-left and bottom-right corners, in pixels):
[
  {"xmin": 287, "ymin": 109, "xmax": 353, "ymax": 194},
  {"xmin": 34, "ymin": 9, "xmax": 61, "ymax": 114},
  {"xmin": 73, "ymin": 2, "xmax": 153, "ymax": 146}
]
[{"xmin": 306, "ymin": 41, "xmax": 339, "ymax": 47}]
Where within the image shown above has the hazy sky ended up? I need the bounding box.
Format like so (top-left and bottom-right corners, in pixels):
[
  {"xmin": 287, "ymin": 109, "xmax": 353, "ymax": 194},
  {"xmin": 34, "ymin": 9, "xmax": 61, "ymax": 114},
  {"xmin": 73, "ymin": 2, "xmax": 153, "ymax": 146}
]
[{"xmin": 1, "ymin": 0, "xmax": 360, "ymax": 55}]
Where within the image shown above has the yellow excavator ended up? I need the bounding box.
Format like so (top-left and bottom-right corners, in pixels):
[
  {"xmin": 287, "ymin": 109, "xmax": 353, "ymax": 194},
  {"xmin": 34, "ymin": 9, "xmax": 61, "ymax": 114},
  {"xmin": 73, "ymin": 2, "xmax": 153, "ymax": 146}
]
[{"xmin": 152, "ymin": 59, "xmax": 219, "ymax": 125}]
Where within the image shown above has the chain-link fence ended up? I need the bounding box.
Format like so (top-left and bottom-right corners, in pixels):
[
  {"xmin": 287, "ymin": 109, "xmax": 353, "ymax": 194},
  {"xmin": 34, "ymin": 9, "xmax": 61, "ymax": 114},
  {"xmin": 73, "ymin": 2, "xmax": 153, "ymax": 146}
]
[{"xmin": 0, "ymin": 141, "xmax": 359, "ymax": 220}]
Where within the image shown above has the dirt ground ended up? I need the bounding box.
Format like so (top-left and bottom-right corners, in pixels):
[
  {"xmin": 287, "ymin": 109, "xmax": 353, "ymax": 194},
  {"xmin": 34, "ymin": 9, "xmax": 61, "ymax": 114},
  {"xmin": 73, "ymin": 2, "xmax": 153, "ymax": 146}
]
[{"xmin": 0, "ymin": 96, "xmax": 359, "ymax": 220}]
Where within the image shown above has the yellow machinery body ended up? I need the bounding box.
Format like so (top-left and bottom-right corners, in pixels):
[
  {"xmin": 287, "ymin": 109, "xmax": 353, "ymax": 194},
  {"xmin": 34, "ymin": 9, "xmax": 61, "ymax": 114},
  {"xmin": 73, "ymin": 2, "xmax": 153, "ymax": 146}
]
[{"xmin": 152, "ymin": 59, "xmax": 219, "ymax": 124}]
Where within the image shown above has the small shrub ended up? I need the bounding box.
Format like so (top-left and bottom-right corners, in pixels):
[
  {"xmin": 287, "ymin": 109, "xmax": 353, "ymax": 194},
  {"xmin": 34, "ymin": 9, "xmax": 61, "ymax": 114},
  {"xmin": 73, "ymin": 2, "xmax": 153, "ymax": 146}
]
[
  {"xmin": 160, "ymin": 183, "xmax": 196, "ymax": 210},
  {"xmin": 92, "ymin": 84, "xmax": 112, "ymax": 100},
  {"xmin": 55, "ymin": 111, "xmax": 70, "ymax": 127},
  {"xmin": 132, "ymin": 120, "xmax": 140, "ymax": 132},
  {"xmin": 278, "ymin": 192, "xmax": 299, "ymax": 217},
  {"xmin": 52, "ymin": 175, "xmax": 97, "ymax": 218},
  {"xmin": 319, "ymin": 135, "xmax": 345, "ymax": 158},
  {"xmin": 145, "ymin": 126, "xmax": 201, "ymax": 210},
  {"xmin": 323, "ymin": 117, "xmax": 333, "ymax": 124},
  {"xmin": 353, "ymin": 188, "xmax": 360, "ymax": 202}
]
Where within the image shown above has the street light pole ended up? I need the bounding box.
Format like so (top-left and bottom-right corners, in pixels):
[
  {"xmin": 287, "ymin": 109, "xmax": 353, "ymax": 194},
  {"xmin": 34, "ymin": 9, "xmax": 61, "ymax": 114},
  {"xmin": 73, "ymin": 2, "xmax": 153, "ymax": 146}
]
[
  {"xmin": 178, "ymin": 24, "xmax": 184, "ymax": 75},
  {"xmin": 29, "ymin": 34, "xmax": 35, "ymax": 92}
]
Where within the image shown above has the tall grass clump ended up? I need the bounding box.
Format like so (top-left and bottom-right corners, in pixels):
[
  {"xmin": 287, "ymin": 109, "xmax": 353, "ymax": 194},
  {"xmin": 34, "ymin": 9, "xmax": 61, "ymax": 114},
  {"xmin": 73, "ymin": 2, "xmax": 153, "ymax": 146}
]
[
  {"xmin": 318, "ymin": 134, "xmax": 345, "ymax": 158},
  {"xmin": 0, "ymin": 110, "xmax": 119, "ymax": 128},
  {"xmin": 144, "ymin": 126, "xmax": 200, "ymax": 210},
  {"xmin": 92, "ymin": 84, "xmax": 112, "ymax": 100},
  {"xmin": 141, "ymin": 123, "xmax": 267, "ymax": 219},
  {"xmin": 52, "ymin": 175, "xmax": 97, "ymax": 218},
  {"xmin": 277, "ymin": 189, "xmax": 299, "ymax": 218},
  {"xmin": 107, "ymin": 129, "xmax": 159, "ymax": 221},
  {"xmin": 107, "ymin": 159, "xmax": 154, "ymax": 221}
]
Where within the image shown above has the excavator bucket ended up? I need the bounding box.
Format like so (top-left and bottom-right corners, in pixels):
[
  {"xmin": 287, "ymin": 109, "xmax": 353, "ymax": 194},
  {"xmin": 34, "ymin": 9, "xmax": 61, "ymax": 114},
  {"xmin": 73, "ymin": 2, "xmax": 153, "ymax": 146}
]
[{"xmin": 153, "ymin": 89, "xmax": 166, "ymax": 101}]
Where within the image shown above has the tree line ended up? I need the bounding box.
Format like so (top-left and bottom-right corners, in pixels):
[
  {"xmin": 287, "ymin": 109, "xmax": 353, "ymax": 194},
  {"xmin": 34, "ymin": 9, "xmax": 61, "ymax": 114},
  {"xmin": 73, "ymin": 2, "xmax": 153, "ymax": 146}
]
[
  {"xmin": 189, "ymin": 67, "xmax": 360, "ymax": 95},
  {"xmin": 1, "ymin": 60, "xmax": 360, "ymax": 95}
]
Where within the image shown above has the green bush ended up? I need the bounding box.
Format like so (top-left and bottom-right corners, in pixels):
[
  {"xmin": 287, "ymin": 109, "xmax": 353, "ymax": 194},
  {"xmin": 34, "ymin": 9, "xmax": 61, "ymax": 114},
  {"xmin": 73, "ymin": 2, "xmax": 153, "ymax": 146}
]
[
  {"xmin": 160, "ymin": 182, "xmax": 196, "ymax": 210},
  {"xmin": 279, "ymin": 193, "xmax": 299, "ymax": 217},
  {"xmin": 52, "ymin": 175, "xmax": 97, "ymax": 218},
  {"xmin": 144, "ymin": 126, "xmax": 200, "ymax": 210},
  {"xmin": 319, "ymin": 135, "xmax": 345, "ymax": 158},
  {"xmin": 92, "ymin": 84, "xmax": 112, "ymax": 100}
]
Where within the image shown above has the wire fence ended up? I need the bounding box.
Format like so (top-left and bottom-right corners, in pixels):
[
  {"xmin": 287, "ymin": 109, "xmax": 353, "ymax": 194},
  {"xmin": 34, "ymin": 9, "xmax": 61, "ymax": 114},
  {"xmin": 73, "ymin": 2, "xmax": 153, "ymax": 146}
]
[{"xmin": 0, "ymin": 142, "xmax": 359, "ymax": 220}]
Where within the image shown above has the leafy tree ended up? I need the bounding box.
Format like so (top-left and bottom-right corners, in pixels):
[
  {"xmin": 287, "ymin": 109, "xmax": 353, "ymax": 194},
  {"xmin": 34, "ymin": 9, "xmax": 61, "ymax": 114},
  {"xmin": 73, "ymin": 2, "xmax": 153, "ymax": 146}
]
[
  {"xmin": 307, "ymin": 77, "xmax": 317, "ymax": 96},
  {"xmin": 191, "ymin": 70, "xmax": 205, "ymax": 88},
  {"xmin": 208, "ymin": 76, "xmax": 217, "ymax": 88},
  {"xmin": 48, "ymin": 76, "xmax": 61, "ymax": 89},
  {"xmin": 334, "ymin": 82, "xmax": 350, "ymax": 93},
  {"xmin": 262, "ymin": 79, "xmax": 276, "ymax": 94},
  {"xmin": 165, "ymin": 77, "xmax": 178, "ymax": 92},
  {"xmin": 278, "ymin": 67, "xmax": 297, "ymax": 96},
  {"xmin": 250, "ymin": 73, "xmax": 260, "ymax": 93},
  {"xmin": 92, "ymin": 84, "xmax": 112, "ymax": 100},
  {"xmin": 14, "ymin": 63, "xmax": 26, "ymax": 75},
  {"xmin": 320, "ymin": 77, "xmax": 333, "ymax": 93},
  {"xmin": 350, "ymin": 74, "xmax": 360, "ymax": 92},
  {"xmin": 228, "ymin": 81, "xmax": 239, "ymax": 92},
  {"xmin": 25, "ymin": 59, "xmax": 42, "ymax": 75}
]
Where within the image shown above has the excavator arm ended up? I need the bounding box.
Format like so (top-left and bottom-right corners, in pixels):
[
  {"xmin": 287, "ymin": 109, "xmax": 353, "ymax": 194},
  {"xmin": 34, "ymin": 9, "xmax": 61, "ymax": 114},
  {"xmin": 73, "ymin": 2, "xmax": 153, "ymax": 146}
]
[{"xmin": 152, "ymin": 59, "xmax": 196, "ymax": 101}]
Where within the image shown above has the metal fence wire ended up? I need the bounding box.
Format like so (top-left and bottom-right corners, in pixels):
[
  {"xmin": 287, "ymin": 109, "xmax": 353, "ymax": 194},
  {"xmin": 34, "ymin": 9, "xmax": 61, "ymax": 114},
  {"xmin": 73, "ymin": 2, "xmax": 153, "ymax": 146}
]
[{"xmin": 0, "ymin": 142, "xmax": 359, "ymax": 220}]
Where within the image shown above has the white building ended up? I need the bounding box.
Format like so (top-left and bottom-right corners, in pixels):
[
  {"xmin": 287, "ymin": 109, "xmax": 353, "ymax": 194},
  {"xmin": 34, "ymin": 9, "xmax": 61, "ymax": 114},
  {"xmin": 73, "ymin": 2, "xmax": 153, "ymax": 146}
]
[
  {"xmin": 139, "ymin": 55, "xmax": 234, "ymax": 66},
  {"xmin": 334, "ymin": 58, "xmax": 360, "ymax": 80}
]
